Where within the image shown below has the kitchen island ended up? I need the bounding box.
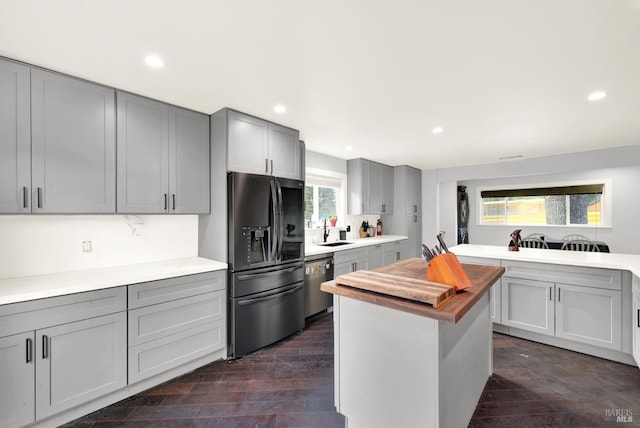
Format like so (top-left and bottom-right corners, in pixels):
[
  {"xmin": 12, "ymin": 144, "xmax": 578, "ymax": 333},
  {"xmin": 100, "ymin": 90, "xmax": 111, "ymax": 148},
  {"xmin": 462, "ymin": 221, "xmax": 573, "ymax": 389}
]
[{"xmin": 321, "ymin": 258, "xmax": 504, "ymax": 428}]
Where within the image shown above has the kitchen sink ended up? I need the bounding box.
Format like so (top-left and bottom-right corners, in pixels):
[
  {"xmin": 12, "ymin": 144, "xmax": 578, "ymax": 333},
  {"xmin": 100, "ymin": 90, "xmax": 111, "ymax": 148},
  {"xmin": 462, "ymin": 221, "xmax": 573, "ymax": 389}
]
[{"xmin": 320, "ymin": 241, "xmax": 353, "ymax": 247}]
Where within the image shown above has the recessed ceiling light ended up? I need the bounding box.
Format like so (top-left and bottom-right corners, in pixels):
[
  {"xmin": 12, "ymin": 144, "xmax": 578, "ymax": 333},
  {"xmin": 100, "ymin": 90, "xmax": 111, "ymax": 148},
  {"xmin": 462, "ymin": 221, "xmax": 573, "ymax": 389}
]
[
  {"xmin": 432, "ymin": 127, "xmax": 444, "ymax": 135},
  {"xmin": 587, "ymin": 91, "xmax": 607, "ymax": 101},
  {"xmin": 145, "ymin": 55, "xmax": 164, "ymax": 68},
  {"xmin": 499, "ymin": 155, "xmax": 523, "ymax": 161},
  {"xmin": 345, "ymin": 145, "xmax": 353, "ymax": 152},
  {"xmin": 274, "ymin": 104, "xmax": 286, "ymax": 114}
]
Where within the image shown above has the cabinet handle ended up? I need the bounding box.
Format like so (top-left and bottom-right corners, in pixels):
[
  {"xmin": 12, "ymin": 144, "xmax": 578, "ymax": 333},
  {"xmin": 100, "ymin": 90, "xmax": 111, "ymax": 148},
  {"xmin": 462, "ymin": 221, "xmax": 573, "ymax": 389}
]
[
  {"xmin": 549, "ymin": 286, "xmax": 552, "ymax": 301},
  {"xmin": 270, "ymin": 160, "xmax": 274, "ymax": 175},
  {"xmin": 637, "ymin": 309, "xmax": 639, "ymax": 328},
  {"xmin": 42, "ymin": 335, "xmax": 48, "ymax": 359},
  {"xmin": 23, "ymin": 186, "xmax": 28, "ymax": 208},
  {"xmin": 381, "ymin": 204, "xmax": 386, "ymax": 213},
  {"xmin": 26, "ymin": 338, "xmax": 32, "ymax": 363},
  {"xmin": 172, "ymin": 194, "xmax": 176, "ymax": 211},
  {"xmin": 37, "ymin": 187, "xmax": 42, "ymax": 208},
  {"xmin": 396, "ymin": 251, "xmax": 400, "ymax": 261},
  {"xmin": 558, "ymin": 287, "xmax": 561, "ymax": 302},
  {"xmin": 413, "ymin": 204, "xmax": 418, "ymax": 213},
  {"xmin": 265, "ymin": 158, "xmax": 269, "ymax": 174},
  {"xmin": 413, "ymin": 215, "xmax": 417, "ymax": 223},
  {"xmin": 164, "ymin": 194, "xmax": 168, "ymax": 210}
]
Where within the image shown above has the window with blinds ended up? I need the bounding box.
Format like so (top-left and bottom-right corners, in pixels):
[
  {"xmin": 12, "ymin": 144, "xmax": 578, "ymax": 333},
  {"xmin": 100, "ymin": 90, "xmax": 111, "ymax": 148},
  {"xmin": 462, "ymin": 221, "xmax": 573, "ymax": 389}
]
[{"xmin": 479, "ymin": 182, "xmax": 607, "ymax": 226}]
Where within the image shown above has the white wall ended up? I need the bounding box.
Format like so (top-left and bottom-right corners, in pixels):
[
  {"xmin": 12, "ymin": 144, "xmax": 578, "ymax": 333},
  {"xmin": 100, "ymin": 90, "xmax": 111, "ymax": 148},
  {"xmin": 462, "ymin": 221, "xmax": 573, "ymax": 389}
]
[
  {"xmin": 422, "ymin": 146, "xmax": 640, "ymax": 255},
  {"xmin": 0, "ymin": 215, "xmax": 198, "ymax": 278}
]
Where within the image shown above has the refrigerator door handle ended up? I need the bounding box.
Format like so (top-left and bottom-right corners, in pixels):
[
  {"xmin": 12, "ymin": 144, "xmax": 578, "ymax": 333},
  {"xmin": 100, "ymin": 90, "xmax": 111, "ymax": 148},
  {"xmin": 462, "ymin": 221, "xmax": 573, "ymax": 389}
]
[
  {"xmin": 237, "ymin": 283, "xmax": 302, "ymax": 306},
  {"xmin": 270, "ymin": 180, "xmax": 279, "ymax": 262},
  {"xmin": 276, "ymin": 180, "xmax": 284, "ymax": 261}
]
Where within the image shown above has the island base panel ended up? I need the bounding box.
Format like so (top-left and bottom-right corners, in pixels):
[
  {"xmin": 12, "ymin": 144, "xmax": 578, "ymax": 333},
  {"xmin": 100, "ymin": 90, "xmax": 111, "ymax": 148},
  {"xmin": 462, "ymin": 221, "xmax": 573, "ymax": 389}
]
[{"xmin": 333, "ymin": 293, "xmax": 491, "ymax": 428}]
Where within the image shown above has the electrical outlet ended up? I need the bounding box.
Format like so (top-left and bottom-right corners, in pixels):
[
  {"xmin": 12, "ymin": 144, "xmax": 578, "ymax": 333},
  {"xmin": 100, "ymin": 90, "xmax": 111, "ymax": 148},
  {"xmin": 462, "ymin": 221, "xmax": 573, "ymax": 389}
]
[{"xmin": 82, "ymin": 241, "xmax": 92, "ymax": 252}]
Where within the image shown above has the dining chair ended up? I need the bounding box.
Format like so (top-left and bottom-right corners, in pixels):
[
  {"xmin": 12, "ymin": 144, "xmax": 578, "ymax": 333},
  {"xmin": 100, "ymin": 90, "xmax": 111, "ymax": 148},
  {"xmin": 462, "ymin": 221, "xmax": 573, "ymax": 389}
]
[
  {"xmin": 560, "ymin": 239, "xmax": 600, "ymax": 252},
  {"xmin": 525, "ymin": 233, "xmax": 548, "ymax": 241},
  {"xmin": 561, "ymin": 234, "xmax": 590, "ymax": 241},
  {"xmin": 519, "ymin": 237, "xmax": 549, "ymax": 249}
]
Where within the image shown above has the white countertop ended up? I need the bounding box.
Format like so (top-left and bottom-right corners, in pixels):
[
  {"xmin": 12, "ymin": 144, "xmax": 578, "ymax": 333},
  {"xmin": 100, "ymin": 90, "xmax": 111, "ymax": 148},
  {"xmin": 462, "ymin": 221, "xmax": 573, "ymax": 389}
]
[
  {"xmin": 450, "ymin": 244, "xmax": 640, "ymax": 277},
  {"xmin": 305, "ymin": 235, "xmax": 408, "ymax": 257},
  {"xmin": 0, "ymin": 257, "xmax": 227, "ymax": 306}
]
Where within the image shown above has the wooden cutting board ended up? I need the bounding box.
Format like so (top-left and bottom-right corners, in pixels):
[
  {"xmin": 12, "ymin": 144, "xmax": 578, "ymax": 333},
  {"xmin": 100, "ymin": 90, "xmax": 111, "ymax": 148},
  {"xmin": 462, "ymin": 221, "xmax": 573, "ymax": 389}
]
[{"xmin": 334, "ymin": 270, "xmax": 455, "ymax": 308}]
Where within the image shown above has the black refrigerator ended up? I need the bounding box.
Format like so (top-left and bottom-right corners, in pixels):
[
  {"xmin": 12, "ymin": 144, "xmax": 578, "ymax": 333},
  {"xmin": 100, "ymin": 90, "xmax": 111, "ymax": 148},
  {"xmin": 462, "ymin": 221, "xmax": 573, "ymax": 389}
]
[{"xmin": 227, "ymin": 172, "xmax": 305, "ymax": 359}]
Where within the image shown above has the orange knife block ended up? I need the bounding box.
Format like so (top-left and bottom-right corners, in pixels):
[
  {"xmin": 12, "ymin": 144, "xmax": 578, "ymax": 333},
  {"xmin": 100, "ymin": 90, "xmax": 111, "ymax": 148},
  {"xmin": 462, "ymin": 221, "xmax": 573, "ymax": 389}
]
[{"xmin": 426, "ymin": 253, "xmax": 472, "ymax": 291}]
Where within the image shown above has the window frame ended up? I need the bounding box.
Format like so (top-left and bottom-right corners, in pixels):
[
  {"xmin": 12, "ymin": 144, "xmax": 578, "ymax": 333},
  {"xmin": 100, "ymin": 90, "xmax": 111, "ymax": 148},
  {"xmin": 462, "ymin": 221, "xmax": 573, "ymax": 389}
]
[
  {"xmin": 476, "ymin": 179, "xmax": 612, "ymax": 228},
  {"xmin": 305, "ymin": 167, "xmax": 347, "ymax": 229}
]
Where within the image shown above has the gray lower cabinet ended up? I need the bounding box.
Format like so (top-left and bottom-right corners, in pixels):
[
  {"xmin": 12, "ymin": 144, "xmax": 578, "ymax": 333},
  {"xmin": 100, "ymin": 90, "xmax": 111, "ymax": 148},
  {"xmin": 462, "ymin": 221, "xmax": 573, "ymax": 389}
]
[
  {"xmin": 501, "ymin": 261, "xmax": 623, "ymax": 351},
  {"xmin": 127, "ymin": 271, "xmax": 226, "ymax": 383},
  {"xmin": 334, "ymin": 248, "xmax": 369, "ymax": 276},
  {"xmin": 0, "ymin": 58, "xmax": 31, "ymax": 214},
  {"xmin": 502, "ymin": 276, "xmax": 555, "ymax": 336},
  {"xmin": 0, "ymin": 287, "xmax": 127, "ymax": 428},
  {"xmin": 382, "ymin": 240, "xmax": 409, "ymax": 265},
  {"xmin": 0, "ymin": 332, "xmax": 35, "ymax": 428},
  {"xmin": 225, "ymin": 109, "xmax": 303, "ymax": 180},
  {"xmin": 368, "ymin": 244, "xmax": 384, "ymax": 270},
  {"xmin": 117, "ymin": 91, "xmax": 209, "ymax": 214},
  {"xmin": 35, "ymin": 312, "xmax": 127, "ymax": 419},
  {"xmin": 31, "ymin": 68, "xmax": 116, "ymax": 213}
]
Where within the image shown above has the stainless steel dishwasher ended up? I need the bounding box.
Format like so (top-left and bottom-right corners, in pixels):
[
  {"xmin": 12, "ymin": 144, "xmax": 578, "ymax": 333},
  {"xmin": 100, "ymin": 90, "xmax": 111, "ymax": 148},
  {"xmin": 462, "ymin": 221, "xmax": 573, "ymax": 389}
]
[{"xmin": 304, "ymin": 253, "xmax": 334, "ymax": 318}]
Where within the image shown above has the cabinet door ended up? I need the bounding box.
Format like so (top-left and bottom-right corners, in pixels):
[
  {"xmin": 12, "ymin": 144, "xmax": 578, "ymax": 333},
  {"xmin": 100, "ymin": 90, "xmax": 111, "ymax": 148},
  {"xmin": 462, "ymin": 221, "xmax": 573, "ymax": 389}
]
[
  {"xmin": 380, "ymin": 164, "xmax": 394, "ymax": 214},
  {"xmin": 169, "ymin": 107, "xmax": 210, "ymax": 213},
  {"xmin": 116, "ymin": 91, "xmax": 169, "ymax": 213},
  {"xmin": 368, "ymin": 245, "xmax": 384, "ymax": 270},
  {"xmin": 227, "ymin": 110, "xmax": 269, "ymax": 175},
  {"xmin": 0, "ymin": 59, "xmax": 31, "ymax": 213},
  {"xmin": 369, "ymin": 161, "xmax": 383, "ymax": 214},
  {"xmin": 407, "ymin": 167, "xmax": 421, "ymax": 214},
  {"xmin": 35, "ymin": 312, "xmax": 126, "ymax": 419},
  {"xmin": 501, "ymin": 276, "xmax": 554, "ymax": 336},
  {"xmin": 334, "ymin": 262, "xmax": 354, "ymax": 277},
  {"xmin": 31, "ymin": 69, "xmax": 115, "ymax": 213},
  {"xmin": 555, "ymin": 283, "xmax": 622, "ymax": 351},
  {"xmin": 406, "ymin": 213, "xmax": 421, "ymax": 258},
  {"xmin": 268, "ymin": 123, "xmax": 301, "ymax": 180},
  {"xmin": 0, "ymin": 332, "xmax": 35, "ymax": 428},
  {"xmin": 633, "ymin": 279, "xmax": 640, "ymax": 367}
]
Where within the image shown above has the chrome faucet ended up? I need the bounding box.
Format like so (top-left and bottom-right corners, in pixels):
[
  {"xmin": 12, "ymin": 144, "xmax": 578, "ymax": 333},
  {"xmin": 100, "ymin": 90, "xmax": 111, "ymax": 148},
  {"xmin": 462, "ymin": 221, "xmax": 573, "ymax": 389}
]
[{"xmin": 323, "ymin": 218, "xmax": 330, "ymax": 243}]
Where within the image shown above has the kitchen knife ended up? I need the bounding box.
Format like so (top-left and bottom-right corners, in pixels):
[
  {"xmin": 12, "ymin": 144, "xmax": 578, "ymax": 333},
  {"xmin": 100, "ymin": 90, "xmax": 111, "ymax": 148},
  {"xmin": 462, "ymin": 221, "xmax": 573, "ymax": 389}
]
[{"xmin": 436, "ymin": 233, "xmax": 449, "ymax": 253}]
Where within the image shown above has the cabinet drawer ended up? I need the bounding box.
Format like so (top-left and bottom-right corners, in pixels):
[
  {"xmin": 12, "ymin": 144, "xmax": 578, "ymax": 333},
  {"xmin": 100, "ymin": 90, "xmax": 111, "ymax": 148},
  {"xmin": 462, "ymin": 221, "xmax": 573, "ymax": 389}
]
[
  {"xmin": 334, "ymin": 248, "xmax": 369, "ymax": 265},
  {"xmin": 128, "ymin": 291, "xmax": 225, "ymax": 346},
  {"xmin": 128, "ymin": 318, "xmax": 225, "ymax": 383},
  {"xmin": 0, "ymin": 287, "xmax": 126, "ymax": 337},
  {"xmin": 128, "ymin": 270, "xmax": 225, "ymax": 309},
  {"xmin": 503, "ymin": 260, "xmax": 622, "ymax": 291}
]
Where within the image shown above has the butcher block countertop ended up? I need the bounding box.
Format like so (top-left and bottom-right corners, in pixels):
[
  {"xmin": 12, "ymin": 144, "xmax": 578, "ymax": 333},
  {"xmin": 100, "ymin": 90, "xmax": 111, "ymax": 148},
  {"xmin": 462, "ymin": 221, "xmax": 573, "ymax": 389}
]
[{"xmin": 321, "ymin": 257, "xmax": 505, "ymax": 324}]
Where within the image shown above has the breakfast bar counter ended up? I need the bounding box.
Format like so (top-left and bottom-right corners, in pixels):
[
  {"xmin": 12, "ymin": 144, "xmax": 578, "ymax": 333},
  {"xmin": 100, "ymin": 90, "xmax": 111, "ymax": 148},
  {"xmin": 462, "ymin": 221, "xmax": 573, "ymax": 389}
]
[{"xmin": 321, "ymin": 258, "xmax": 505, "ymax": 428}]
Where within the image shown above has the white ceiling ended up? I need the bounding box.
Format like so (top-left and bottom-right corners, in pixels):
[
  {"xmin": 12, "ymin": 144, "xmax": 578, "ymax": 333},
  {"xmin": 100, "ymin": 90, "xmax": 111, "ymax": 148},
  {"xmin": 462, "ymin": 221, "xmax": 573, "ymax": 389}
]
[{"xmin": 2, "ymin": 0, "xmax": 639, "ymax": 169}]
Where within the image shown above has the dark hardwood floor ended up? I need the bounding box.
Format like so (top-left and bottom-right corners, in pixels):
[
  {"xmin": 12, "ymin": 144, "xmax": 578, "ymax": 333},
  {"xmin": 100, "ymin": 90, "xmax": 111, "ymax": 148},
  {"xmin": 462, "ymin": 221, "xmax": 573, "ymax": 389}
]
[{"xmin": 65, "ymin": 313, "xmax": 639, "ymax": 427}]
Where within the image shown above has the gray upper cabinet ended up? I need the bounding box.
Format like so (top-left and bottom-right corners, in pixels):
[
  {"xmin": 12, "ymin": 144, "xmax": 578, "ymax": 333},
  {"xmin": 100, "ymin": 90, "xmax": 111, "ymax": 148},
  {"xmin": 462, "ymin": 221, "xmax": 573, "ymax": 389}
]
[
  {"xmin": 227, "ymin": 109, "xmax": 302, "ymax": 180},
  {"xmin": 0, "ymin": 58, "xmax": 31, "ymax": 213},
  {"xmin": 117, "ymin": 91, "xmax": 209, "ymax": 214},
  {"xmin": 347, "ymin": 158, "xmax": 394, "ymax": 215},
  {"xmin": 30, "ymin": 69, "xmax": 116, "ymax": 213},
  {"xmin": 170, "ymin": 108, "xmax": 210, "ymax": 213},
  {"xmin": 380, "ymin": 165, "xmax": 422, "ymax": 257}
]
